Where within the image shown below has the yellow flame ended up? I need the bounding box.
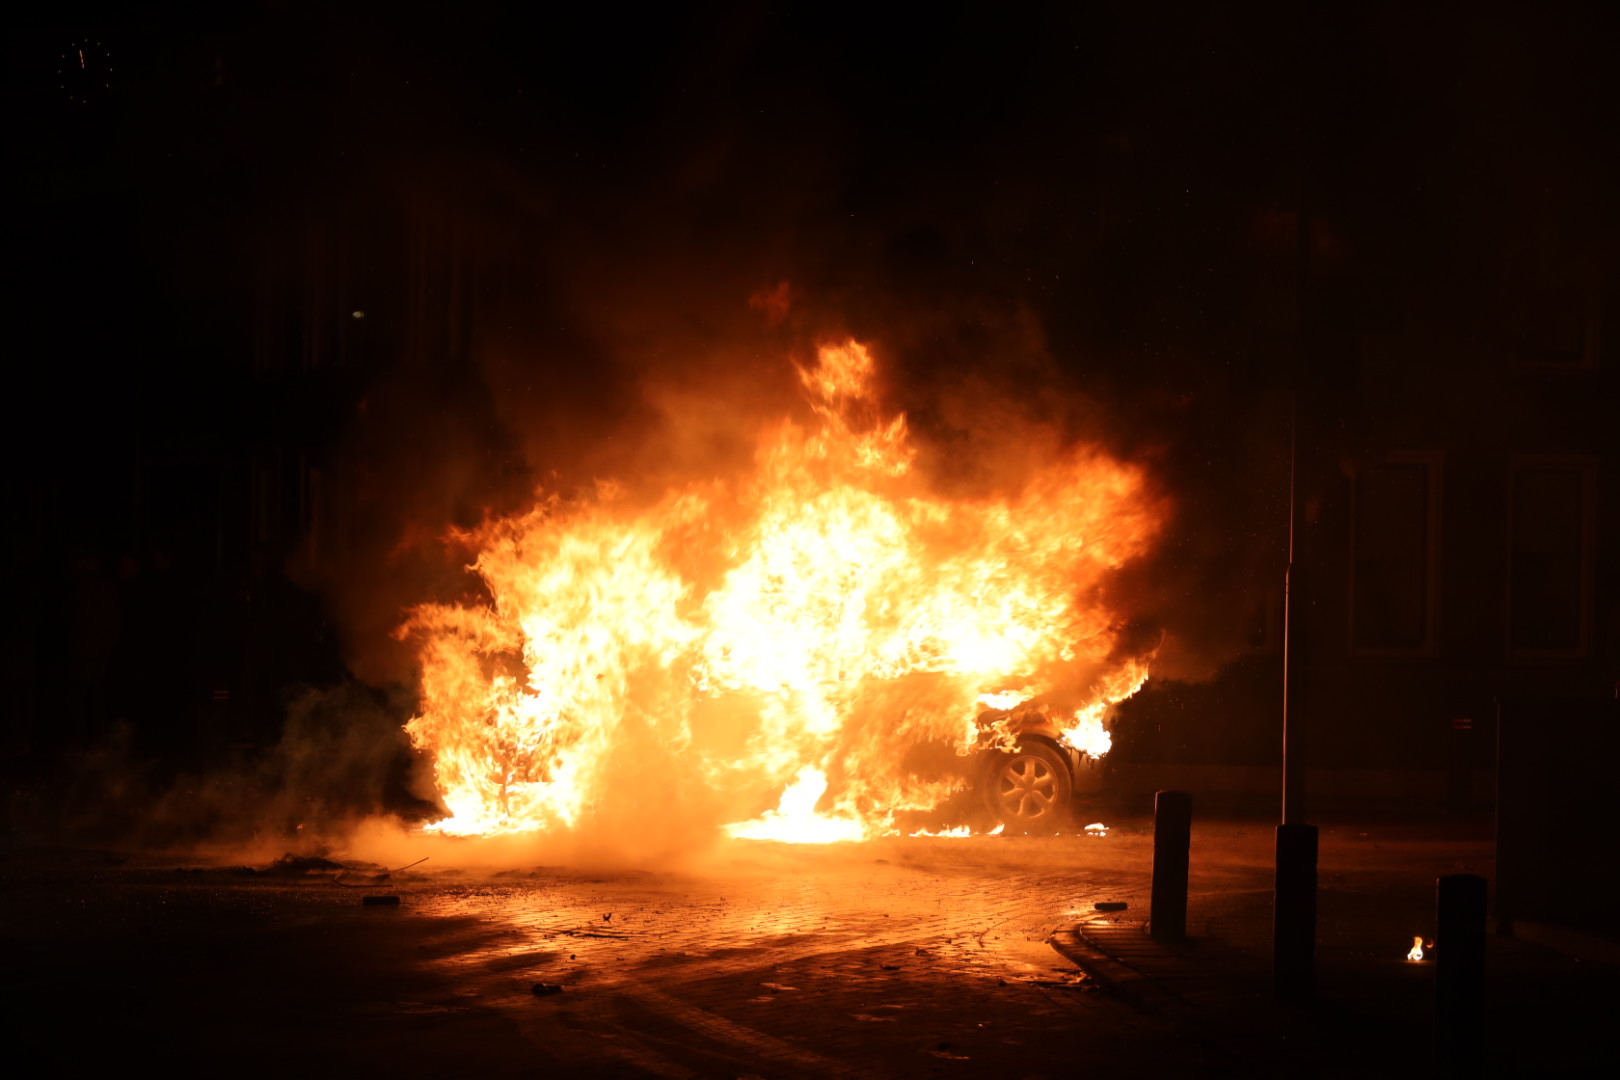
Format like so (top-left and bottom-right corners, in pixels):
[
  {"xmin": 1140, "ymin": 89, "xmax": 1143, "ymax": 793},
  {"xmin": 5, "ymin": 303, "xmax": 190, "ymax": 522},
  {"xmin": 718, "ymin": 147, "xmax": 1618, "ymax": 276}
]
[
  {"xmin": 1056, "ymin": 660, "xmax": 1150, "ymax": 759},
  {"xmin": 1407, "ymin": 936, "xmax": 1425, "ymax": 961},
  {"xmin": 723, "ymin": 768, "xmax": 866, "ymax": 843},
  {"xmin": 976, "ymin": 689, "xmax": 1028, "ymax": 711},
  {"xmin": 401, "ymin": 339, "xmax": 1165, "ymax": 845}
]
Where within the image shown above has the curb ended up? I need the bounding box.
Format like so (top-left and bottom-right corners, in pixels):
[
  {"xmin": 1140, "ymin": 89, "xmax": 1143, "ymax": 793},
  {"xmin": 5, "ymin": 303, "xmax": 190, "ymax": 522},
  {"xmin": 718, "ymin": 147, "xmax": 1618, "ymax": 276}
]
[
  {"xmin": 1049, "ymin": 915, "xmax": 1259, "ymax": 1075},
  {"xmin": 1047, "ymin": 916, "xmax": 1193, "ymax": 1019}
]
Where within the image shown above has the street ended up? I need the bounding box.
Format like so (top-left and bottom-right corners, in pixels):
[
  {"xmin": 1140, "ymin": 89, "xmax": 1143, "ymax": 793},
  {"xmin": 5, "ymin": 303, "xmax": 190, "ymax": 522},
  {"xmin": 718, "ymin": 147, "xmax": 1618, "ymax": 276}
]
[{"xmin": 7, "ymin": 828, "xmax": 1229, "ymax": 1078}]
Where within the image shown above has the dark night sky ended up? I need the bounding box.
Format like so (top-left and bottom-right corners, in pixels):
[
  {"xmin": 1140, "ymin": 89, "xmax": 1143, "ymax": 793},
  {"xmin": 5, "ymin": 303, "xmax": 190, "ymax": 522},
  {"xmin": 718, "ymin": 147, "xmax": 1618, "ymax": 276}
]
[
  {"xmin": 7, "ymin": 2, "xmax": 1617, "ymax": 706},
  {"xmin": 16, "ymin": 5, "xmax": 1611, "ymax": 350}
]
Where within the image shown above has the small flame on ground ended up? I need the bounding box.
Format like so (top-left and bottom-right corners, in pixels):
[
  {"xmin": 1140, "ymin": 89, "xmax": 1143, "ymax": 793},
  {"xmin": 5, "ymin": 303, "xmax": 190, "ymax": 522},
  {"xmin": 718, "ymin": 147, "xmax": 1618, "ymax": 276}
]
[
  {"xmin": 722, "ymin": 767, "xmax": 867, "ymax": 843},
  {"xmin": 1406, "ymin": 936, "xmax": 1427, "ymax": 961},
  {"xmin": 902, "ymin": 824, "xmax": 1007, "ymax": 838},
  {"xmin": 1084, "ymin": 822, "xmax": 1108, "ymax": 836}
]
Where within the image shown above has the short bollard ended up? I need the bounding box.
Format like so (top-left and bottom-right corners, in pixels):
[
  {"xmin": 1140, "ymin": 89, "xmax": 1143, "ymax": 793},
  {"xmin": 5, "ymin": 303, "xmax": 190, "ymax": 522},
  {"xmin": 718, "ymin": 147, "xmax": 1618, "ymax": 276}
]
[
  {"xmin": 1150, "ymin": 790, "xmax": 1192, "ymax": 941},
  {"xmin": 1273, "ymin": 822, "xmax": 1318, "ymax": 1000},
  {"xmin": 1435, "ymin": 873, "xmax": 1486, "ymax": 1076}
]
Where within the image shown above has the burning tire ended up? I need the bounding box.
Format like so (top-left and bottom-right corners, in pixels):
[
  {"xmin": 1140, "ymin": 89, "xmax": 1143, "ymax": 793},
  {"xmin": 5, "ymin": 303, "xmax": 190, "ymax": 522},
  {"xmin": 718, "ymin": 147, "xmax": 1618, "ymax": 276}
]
[{"xmin": 981, "ymin": 741, "xmax": 1073, "ymax": 833}]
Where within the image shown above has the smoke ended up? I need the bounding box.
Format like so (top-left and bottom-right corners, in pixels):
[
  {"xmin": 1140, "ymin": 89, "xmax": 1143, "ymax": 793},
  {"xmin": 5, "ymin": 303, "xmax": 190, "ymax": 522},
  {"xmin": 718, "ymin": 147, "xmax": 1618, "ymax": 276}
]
[
  {"xmin": 23, "ymin": 683, "xmax": 429, "ymax": 860},
  {"xmin": 221, "ymin": 9, "xmax": 1298, "ymax": 859}
]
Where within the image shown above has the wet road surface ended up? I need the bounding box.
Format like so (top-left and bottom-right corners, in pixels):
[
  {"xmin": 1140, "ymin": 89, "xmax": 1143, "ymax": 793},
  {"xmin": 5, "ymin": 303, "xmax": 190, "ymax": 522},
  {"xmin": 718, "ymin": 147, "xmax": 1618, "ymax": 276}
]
[{"xmin": 5, "ymin": 829, "xmax": 1234, "ymax": 1078}]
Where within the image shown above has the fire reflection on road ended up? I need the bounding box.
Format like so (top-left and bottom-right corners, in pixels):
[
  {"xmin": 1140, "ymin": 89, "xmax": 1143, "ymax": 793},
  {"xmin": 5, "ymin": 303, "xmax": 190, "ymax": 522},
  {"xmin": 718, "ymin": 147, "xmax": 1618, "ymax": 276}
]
[
  {"xmin": 4, "ymin": 828, "xmax": 1240, "ymax": 1078},
  {"xmin": 394, "ymin": 834, "xmax": 1149, "ymax": 1077}
]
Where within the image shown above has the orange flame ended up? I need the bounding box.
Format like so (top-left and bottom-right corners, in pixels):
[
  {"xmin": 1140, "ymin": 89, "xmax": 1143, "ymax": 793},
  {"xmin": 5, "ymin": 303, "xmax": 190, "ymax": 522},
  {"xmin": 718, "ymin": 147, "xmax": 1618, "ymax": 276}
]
[
  {"xmin": 1407, "ymin": 936, "xmax": 1426, "ymax": 961},
  {"xmin": 400, "ymin": 340, "xmax": 1165, "ymax": 848}
]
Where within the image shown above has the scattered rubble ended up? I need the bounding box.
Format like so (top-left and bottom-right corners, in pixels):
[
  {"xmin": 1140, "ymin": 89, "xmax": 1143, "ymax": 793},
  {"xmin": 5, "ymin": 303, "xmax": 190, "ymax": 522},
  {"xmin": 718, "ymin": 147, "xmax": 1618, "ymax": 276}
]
[{"xmin": 233, "ymin": 853, "xmax": 349, "ymax": 877}]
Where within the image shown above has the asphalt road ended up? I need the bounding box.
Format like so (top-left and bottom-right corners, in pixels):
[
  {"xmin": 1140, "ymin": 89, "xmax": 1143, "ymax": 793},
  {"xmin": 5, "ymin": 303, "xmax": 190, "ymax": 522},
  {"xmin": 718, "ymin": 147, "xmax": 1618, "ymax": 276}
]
[{"xmin": 5, "ymin": 829, "xmax": 1240, "ymax": 1078}]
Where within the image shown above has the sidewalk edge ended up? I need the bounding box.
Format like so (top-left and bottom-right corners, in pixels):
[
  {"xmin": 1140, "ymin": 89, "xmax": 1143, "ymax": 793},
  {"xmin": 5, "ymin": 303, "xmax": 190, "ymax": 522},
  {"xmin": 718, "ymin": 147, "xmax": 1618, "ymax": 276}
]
[{"xmin": 1046, "ymin": 918, "xmax": 1187, "ymax": 1018}]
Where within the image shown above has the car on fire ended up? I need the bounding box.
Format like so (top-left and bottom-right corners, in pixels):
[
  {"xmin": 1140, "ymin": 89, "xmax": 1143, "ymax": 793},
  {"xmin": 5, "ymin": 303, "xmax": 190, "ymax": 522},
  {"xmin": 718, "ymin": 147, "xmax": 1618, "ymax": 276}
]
[{"xmin": 970, "ymin": 707, "xmax": 1104, "ymax": 833}]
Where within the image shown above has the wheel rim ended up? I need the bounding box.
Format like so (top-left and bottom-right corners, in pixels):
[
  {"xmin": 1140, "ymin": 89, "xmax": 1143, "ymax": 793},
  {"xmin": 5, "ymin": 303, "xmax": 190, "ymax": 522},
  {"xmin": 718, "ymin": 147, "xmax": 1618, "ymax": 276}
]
[{"xmin": 996, "ymin": 755, "xmax": 1057, "ymax": 820}]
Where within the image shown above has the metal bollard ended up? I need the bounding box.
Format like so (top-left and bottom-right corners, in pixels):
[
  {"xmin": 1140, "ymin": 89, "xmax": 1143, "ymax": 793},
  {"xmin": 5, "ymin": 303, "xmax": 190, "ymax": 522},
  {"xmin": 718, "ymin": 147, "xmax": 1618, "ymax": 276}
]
[
  {"xmin": 1435, "ymin": 873, "xmax": 1487, "ymax": 1076},
  {"xmin": 1273, "ymin": 822, "xmax": 1317, "ymax": 1000},
  {"xmin": 1150, "ymin": 790, "xmax": 1192, "ymax": 941}
]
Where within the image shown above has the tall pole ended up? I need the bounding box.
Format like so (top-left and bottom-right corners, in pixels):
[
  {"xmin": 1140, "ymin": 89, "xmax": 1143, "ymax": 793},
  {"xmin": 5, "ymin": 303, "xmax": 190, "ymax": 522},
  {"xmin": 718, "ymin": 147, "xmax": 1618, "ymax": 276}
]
[
  {"xmin": 1273, "ymin": 63, "xmax": 1319, "ymax": 999},
  {"xmin": 1282, "ymin": 392, "xmax": 1303, "ymax": 825},
  {"xmin": 1282, "ymin": 168, "xmax": 1311, "ymax": 827},
  {"xmin": 1276, "ymin": 391, "xmax": 1317, "ymax": 998}
]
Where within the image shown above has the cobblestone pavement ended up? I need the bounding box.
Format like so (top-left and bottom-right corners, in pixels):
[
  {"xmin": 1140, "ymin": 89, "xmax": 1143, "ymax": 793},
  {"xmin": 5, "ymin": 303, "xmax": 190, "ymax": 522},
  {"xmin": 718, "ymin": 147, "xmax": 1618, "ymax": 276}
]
[{"xmin": 5, "ymin": 828, "xmax": 1240, "ymax": 1078}]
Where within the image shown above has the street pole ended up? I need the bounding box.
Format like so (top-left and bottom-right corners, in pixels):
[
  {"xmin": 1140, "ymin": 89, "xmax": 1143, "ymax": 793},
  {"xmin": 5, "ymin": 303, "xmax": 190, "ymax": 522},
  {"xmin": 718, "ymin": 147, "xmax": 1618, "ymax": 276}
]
[
  {"xmin": 1282, "ymin": 133, "xmax": 1313, "ymax": 827},
  {"xmin": 1435, "ymin": 874, "xmax": 1487, "ymax": 1075},
  {"xmin": 1274, "ymin": 115, "xmax": 1319, "ymax": 1000},
  {"xmin": 1150, "ymin": 790, "xmax": 1192, "ymax": 941},
  {"xmin": 1273, "ymin": 820, "xmax": 1317, "ymax": 1000},
  {"xmin": 1282, "ymin": 388, "xmax": 1305, "ymax": 826}
]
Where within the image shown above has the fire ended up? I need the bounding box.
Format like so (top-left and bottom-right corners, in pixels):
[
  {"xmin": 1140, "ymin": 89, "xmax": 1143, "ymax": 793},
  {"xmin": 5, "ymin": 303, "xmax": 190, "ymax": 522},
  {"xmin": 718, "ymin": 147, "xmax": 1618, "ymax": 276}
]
[
  {"xmin": 1059, "ymin": 659, "xmax": 1149, "ymax": 759},
  {"xmin": 1406, "ymin": 936, "xmax": 1427, "ymax": 962},
  {"xmin": 723, "ymin": 767, "xmax": 864, "ymax": 844},
  {"xmin": 400, "ymin": 339, "xmax": 1165, "ymax": 847}
]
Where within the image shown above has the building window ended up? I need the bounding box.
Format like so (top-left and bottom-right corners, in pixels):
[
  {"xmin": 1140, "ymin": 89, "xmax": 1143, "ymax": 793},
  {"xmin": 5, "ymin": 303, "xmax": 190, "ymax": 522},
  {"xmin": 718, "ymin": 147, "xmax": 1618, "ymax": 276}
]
[
  {"xmin": 1508, "ymin": 458, "xmax": 1596, "ymax": 658},
  {"xmin": 1350, "ymin": 453, "xmax": 1442, "ymax": 655}
]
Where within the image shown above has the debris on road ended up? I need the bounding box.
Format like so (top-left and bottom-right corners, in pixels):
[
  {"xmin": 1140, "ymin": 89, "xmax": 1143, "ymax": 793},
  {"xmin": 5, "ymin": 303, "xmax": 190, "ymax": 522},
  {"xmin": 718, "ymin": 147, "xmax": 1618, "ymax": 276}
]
[
  {"xmin": 234, "ymin": 853, "xmax": 350, "ymax": 877},
  {"xmin": 531, "ymin": 983, "xmax": 565, "ymax": 996},
  {"xmin": 334, "ymin": 870, "xmax": 391, "ymax": 887},
  {"xmin": 1094, "ymin": 901, "xmax": 1128, "ymax": 912}
]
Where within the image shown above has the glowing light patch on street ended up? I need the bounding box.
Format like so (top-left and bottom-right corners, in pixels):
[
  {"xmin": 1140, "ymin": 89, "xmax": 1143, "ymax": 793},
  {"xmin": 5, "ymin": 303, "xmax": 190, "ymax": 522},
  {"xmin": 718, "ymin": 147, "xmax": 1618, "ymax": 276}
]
[{"xmin": 724, "ymin": 768, "xmax": 867, "ymax": 843}]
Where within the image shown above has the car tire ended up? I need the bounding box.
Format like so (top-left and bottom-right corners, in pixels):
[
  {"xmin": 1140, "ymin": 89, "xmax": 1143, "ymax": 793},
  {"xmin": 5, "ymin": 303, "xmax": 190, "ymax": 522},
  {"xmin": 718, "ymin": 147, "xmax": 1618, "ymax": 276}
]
[{"xmin": 981, "ymin": 741, "xmax": 1074, "ymax": 833}]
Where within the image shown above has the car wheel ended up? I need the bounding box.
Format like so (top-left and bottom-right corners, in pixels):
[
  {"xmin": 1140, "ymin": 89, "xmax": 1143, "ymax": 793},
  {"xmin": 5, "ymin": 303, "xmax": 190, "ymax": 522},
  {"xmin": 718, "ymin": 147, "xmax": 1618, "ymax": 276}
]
[{"xmin": 982, "ymin": 741, "xmax": 1073, "ymax": 832}]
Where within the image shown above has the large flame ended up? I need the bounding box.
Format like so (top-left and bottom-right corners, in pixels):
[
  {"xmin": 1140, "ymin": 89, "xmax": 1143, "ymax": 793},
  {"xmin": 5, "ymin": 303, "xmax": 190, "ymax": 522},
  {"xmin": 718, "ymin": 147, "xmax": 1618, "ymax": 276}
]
[{"xmin": 400, "ymin": 340, "xmax": 1165, "ymax": 846}]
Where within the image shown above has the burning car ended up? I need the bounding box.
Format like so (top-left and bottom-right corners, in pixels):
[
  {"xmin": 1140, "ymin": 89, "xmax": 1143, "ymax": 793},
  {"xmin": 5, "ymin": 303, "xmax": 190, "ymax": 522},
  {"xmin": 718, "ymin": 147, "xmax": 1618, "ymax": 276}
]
[
  {"xmin": 977, "ymin": 731, "xmax": 1096, "ymax": 833},
  {"xmin": 966, "ymin": 698, "xmax": 1113, "ymax": 833},
  {"xmin": 400, "ymin": 339, "xmax": 1161, "ymax": 849}
]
